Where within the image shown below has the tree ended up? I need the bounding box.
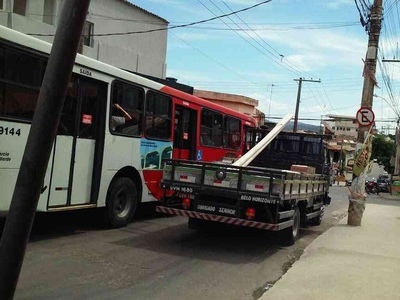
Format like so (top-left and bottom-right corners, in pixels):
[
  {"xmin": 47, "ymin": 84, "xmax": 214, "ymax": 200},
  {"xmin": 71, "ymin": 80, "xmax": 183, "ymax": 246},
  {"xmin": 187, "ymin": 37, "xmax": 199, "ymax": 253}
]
[{"xmin": 371, "ymin": 134, "xmax": 396, "ymax": 173}]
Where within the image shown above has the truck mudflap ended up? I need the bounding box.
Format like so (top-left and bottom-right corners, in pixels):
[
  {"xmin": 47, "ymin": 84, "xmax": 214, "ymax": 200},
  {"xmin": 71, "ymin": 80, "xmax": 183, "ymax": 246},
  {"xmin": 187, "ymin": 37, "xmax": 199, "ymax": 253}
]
[{"xmin": 156, "ymin": 206, "xmax": 293, "ymax": 231}]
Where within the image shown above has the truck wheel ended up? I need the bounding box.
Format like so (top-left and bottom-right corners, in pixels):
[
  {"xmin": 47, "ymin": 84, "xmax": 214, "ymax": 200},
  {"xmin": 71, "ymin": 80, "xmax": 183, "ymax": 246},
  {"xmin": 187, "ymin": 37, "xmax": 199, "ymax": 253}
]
[
  {"xmin": 309, "ymin": 213, "xmax": 322, "ymax": 226},
  {"xmin": 105, "ymin": 177, "xmax": 138, "ymax": 228},
  {"xmin": 280, "ymin": 206, "xmax": 300, "ymax": 246}
]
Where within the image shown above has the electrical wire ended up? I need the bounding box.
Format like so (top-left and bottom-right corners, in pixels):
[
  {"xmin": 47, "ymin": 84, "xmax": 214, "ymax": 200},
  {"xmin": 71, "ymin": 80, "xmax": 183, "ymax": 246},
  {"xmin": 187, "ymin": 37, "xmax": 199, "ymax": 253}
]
[
  {"xmin": 169, "ymin": 31, "xmax": 263, "ymax": 87},
  {"xmin": 27, "ymin": 0, "xmax": 273, "ymax": 37},
  {"xmin": 195, "ymin": 0, "xmax": 303, "ymax": 76},
  {"xmin": 219, "ymin": 0, "xmax": 315, "ymax": 78}
]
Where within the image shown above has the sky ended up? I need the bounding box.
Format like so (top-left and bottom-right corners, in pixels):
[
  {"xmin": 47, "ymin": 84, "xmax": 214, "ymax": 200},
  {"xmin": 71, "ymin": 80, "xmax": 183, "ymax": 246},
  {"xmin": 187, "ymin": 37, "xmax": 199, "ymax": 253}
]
[{"xmin": 130, "ymin": 0, "xmax": 400, "ymax": 131}]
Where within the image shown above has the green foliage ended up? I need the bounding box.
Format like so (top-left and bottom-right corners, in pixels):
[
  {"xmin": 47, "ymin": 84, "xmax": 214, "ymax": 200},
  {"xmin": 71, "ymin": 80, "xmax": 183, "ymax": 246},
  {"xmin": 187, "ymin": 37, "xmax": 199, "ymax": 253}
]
[{"xmin": 371, "ymin": 134, "xmax": 396, "ymax": 173}]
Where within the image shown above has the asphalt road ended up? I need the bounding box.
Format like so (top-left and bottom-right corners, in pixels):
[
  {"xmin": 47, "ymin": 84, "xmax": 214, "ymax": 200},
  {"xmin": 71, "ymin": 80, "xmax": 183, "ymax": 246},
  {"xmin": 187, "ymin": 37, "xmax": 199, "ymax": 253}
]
[{"xmin": 0, "ymin": 187, "xmax": 350, "ymax": 300}]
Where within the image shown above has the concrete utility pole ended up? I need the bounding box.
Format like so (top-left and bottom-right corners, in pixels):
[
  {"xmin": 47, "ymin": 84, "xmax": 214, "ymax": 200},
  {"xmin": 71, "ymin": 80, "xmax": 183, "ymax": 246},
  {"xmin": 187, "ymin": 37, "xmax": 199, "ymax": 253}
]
[
  {"xmin": 268, "ymin": 84, "xmax": 274, "ymax": 119},
  {"xmin": 395, "ymin": 127, "xmax": 400, "ymax": 174},
  {"xmin": 358, "ymin": 0, "xmax": 383, "ymax": 143},
  {"xmin": 0, "ymin": 1, "xmax": 91, "ymax": 299},
  {"xmin": 293, "ymin": 78, "xmax": 321, "ymax": 132},
  {"xmin": 6, "ymin": 0, "xmax": 13, "ymax": 28}
]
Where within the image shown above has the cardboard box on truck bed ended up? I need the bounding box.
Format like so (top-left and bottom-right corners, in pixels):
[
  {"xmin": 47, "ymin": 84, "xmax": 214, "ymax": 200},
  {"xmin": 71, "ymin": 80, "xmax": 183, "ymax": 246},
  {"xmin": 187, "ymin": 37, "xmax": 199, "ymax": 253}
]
[{"xmin": 290, "ymin": 165, "xmax": 316, "ymax": 174}]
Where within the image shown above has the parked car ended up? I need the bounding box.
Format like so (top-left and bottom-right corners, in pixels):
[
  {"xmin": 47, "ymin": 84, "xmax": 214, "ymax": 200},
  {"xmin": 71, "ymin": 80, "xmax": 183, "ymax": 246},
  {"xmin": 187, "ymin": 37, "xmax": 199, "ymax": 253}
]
[{"xmin": 377, "ymin": 178, "xmax": 390, "ymax": 193}]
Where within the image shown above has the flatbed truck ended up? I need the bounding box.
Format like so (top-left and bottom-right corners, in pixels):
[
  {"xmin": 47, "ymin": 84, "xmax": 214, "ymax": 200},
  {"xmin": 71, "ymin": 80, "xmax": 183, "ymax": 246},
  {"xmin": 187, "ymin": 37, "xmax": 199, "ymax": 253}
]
[{"xmin": 156, "ymin": 130, "xmax": 331, "ymax": 245}]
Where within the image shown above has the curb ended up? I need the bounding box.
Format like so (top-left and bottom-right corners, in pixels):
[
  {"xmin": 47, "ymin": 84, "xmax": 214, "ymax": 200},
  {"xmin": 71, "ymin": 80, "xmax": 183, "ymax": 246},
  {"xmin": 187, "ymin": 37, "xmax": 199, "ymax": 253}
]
[{"xmin": 379, "ymin": 193, "xmax": 400, "ymax": 201}]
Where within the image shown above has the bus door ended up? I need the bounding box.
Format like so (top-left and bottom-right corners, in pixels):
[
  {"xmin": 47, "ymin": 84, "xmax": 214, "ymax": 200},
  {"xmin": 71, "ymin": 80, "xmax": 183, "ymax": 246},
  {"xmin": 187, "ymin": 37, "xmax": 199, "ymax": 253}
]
[
  {"xmin": 173, "ymin": 105, "xmax": 197, "ymax": 160},
  {"xmin": 48, "ymin": 75, "xmax": 106, "ymax": 208}
]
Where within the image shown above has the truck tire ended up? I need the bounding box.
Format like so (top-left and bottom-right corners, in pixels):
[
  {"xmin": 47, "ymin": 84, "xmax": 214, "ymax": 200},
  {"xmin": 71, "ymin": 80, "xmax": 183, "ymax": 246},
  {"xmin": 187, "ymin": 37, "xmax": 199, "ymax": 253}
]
[
  {"xmin": 105, "ymin": 177, "xmax": 138, "ymax": 228},
  {"xmin": 309, "ymin": 214, "xmax": 322, "ymax": 226},
  {"xmin": 280, "ymin": 206, "xmax": 300, "ymax": 246}
]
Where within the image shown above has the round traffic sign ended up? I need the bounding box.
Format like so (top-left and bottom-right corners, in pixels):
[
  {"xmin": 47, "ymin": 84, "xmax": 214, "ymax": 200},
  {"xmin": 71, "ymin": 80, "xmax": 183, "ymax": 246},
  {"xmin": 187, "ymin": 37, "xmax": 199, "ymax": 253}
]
[{"xmin": 356, "ymin": 107, "xmax": 375, "ymax": 126}]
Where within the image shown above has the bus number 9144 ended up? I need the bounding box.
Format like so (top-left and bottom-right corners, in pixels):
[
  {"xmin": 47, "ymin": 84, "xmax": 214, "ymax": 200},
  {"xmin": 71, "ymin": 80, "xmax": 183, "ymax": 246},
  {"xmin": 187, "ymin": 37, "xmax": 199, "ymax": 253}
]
[{"xmin": 0, "ymin": 127, "xmax": 21, "ymax": 136}]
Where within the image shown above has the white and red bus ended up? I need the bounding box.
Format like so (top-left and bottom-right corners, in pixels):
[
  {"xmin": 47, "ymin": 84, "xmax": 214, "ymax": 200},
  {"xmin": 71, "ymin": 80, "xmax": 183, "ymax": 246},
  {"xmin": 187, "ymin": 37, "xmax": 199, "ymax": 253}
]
[{"xmin": 0, "ymin": 25, "xmax": 257, "ymax": 227}]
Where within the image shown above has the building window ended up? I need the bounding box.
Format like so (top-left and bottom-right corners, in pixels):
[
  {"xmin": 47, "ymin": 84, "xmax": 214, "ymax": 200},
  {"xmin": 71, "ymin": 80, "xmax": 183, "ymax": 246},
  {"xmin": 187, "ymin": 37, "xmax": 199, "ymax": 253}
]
[
  {"xmin": 0, "ymin": 1, "xmax": 3, "ymax": 10},
  {"xmin": 201, "ymin": 109, "xmax": 222, "ymax": 147},
  {"xmin": 224, "ymin": 116, "xmax": 241, "ymax": 149},
  {"xmin": 145, "ymin": 92, "xmax": 172, "ymax": 140},
  {"xmin": 43, "ymin": 0, "xmax": 55, "ymax": 25},
  {"xmin": 110, "ymin": 81, "xmax": 144, "ymax": 136},
  {"xmin": 13, "ymin": 0, "xmax": 27, "ymax": 16},
  {"xmin": 347, "ymin": 127, "xmax": 351, "ymax": 131},
  {"xmin": 83, "ymin": 21, "xmax": 94, "ymax": 47},
  {"xmin": 275, "ymin": 135, "xmax": 300, "ymax": 153},
  {"xmin": 303, "ymin": 137, "xmax": 321, "ymax": 155},
  {"xmin": 332, "ymin": 126, "xmax": 335, "ymax": 130}
]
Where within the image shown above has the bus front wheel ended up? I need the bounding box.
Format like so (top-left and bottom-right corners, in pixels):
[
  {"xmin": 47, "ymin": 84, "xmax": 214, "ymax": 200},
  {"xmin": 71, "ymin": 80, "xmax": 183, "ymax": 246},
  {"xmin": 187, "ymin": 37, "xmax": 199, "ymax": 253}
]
[{"xmin": 106, "ymin": 177, "xmax": 138, "ymax": 228}]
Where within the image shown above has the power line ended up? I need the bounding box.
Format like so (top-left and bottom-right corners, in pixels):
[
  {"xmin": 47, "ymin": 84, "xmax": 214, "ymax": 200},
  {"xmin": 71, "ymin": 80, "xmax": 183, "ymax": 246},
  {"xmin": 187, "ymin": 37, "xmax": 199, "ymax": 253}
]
[
  {"xmin": 195, "ymin": 0, "xmax": 303, "ymax": 76},
  {"xmin": 27, "ymin": 0, "xmax": 273, "ymax": 37},
  {"xmin": 152, "ymin": 23, "xmax": 359, "ymax": 31},
  {"xmin": 219, "ymin": 0, "xmax": 316, "ymax": 78},
  {"xmin": 0, "ymin": 10, "xmax": 358, "ymax": 28},
  {"xmin": 169, "ymin": 31, "xmax": 262, "ymax": 87}
]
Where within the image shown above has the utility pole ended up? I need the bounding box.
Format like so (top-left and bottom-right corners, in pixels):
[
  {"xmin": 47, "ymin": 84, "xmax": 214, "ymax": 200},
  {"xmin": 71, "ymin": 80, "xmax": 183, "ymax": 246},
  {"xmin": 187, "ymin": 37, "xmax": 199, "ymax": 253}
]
[
  {"xmin": 358, "ymin": 0, "xmax": 383, "ymax": 143},
  {"xmin": 6, "ymin": 0, "xmax": 13, "ymax": 28},
  {"xmin": 0, "ymin": 1, "xmax": 91, "ymax": 299},
  {"xmin": 293, "ymin": 78, "xmax": 321, "ymax": 132},
  {"xmin": 268, "ymin": 84, "xmax": 274, "ymax": 119}
]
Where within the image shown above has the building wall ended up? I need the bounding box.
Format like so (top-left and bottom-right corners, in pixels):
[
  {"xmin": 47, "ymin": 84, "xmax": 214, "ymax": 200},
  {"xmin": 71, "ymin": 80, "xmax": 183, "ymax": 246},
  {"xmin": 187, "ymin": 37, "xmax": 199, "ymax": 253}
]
[
  {"xmin": 324, "ymin": 119, "xmax": 358, "ymax": 139},
  {"xmin": 204, "ymin": 99, "xmax": 255, "ymax": 116},
  {"xmin": 0, "ymin": 0, "xmax": 168, "ymax": 78},
  {"xmin": 193, "ymin": 90, "xmax": 262, "ymax": 124}
]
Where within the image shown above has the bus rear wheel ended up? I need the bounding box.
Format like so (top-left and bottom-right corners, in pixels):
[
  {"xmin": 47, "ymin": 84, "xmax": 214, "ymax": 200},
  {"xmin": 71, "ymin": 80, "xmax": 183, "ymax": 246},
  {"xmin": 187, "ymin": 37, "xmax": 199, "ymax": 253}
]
[{"xmin": 106, "ymin": 177, "xmax": 138, "ymax": 228}]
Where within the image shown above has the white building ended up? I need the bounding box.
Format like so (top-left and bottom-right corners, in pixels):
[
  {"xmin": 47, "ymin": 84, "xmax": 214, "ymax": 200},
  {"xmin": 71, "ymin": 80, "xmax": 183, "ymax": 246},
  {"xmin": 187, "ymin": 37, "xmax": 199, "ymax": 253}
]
[
  {"xmin": 0, "ymin": 0, "xmax": 168, "ymax": 78},
  {"xmin": 323, "ymin": 114, "xmax": 358, "ymax": 139}
]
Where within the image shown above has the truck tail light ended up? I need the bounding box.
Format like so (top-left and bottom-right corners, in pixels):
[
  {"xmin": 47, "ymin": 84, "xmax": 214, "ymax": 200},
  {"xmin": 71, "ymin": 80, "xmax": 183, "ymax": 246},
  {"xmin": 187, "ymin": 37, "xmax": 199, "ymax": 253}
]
[
  {"xmin": 182, "ymin": 198, "xmax": 191, "ymax": 210},
  {"xmin": 246, "ymin": 208, "xmax": 255, "ymax": 220}
]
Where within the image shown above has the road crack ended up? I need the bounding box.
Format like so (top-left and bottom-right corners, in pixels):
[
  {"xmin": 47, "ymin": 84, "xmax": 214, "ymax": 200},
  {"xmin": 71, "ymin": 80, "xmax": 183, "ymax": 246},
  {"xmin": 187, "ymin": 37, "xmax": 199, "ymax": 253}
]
[{"xmin": 253, "ymin": 248, "xmax": 304, "ymax": 299}]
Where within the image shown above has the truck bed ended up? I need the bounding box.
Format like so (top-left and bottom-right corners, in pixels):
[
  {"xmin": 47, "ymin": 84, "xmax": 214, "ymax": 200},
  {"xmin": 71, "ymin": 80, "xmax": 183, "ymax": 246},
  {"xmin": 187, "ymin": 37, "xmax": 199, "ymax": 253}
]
[{"xmin": 161, "ymin": 159, "xmax": 329, "ymax": 203}]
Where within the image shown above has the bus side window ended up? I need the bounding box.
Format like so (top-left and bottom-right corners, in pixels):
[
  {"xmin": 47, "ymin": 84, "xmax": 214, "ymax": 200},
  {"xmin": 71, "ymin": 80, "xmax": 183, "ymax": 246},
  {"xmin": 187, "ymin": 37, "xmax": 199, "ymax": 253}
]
[
  {"xmin": 110, "ymin": 81, "xmax": 144, "ymax": 137},
  {"xmin": 145, "ymin": 92, "xmax": 172, "ymax": 140},
  {"xmin": 224, "ymin": 116, "xmax": 241, "ymax": 150},
  {"xmin": 201, "ymin": 109, "xmax": 222, "ymax": 147},
  {"xmin": 0, "ymin": 45, "xmax": 47, "ymax": 121}
]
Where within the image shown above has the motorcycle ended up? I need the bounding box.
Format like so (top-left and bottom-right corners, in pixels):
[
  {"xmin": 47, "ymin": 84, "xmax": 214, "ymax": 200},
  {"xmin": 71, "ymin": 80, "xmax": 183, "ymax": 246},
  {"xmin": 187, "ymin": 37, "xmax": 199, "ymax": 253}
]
[{"xmin": 365, "ymin": 180, "xmax": 379, "ymax": 195}]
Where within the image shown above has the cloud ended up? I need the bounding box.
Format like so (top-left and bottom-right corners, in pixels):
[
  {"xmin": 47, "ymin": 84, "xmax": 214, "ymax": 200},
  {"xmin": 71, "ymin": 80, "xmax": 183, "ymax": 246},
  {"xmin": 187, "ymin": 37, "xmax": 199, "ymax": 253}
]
[
  {"xmin": 143, "ymin": 0, "xmax": 205, "ymax": 15},
  {"xmin": 222, "ymin": 0, "xmax": 266, "ymax": 5},
  {"xmin": 325, "ymin": 0, "xmax": 354, "ymax": 9},
  {"xmin": 166, "ymin": 69, "xmax": 213, "ymax": 84},
  {"xmin": 174, "ymin": 32, "xmax": 212, "ymax": 41},
  {"xmin": 240, "ymin": 71, "xmax": 290, "ymax": 82},
  {"xmin": 247, "ymin": 92, "xmax": 290, "ymax": 115},
  {"xmin": 283, "ymin": 53, "xmax": 329, "ymax": 72},
  {"xmin": 243, "ymin": 28, "xmax": 367, "ymax": 71}
]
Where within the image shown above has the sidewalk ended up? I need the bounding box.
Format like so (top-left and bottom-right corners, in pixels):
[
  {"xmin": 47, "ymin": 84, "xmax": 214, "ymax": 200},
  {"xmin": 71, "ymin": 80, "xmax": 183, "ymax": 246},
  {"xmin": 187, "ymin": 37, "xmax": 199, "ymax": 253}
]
[
  {"xmin": 379, "ymin": 192, "xmax": 400, "ymax": 201},
  {"xmin": 261, "ymin": 203, "xmax": 400, "ymax": 300},
  {"xmin": 331, "ymin": 181, "xmax": 346, "ymax": 187}
]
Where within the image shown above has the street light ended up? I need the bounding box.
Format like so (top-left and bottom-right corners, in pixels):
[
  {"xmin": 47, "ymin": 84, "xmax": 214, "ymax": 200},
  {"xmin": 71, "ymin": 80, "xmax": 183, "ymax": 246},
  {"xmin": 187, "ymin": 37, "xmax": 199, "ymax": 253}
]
[{"xmin": 373, "ymin": 94, "xmax": 400, "ymax": 123}]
